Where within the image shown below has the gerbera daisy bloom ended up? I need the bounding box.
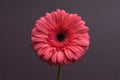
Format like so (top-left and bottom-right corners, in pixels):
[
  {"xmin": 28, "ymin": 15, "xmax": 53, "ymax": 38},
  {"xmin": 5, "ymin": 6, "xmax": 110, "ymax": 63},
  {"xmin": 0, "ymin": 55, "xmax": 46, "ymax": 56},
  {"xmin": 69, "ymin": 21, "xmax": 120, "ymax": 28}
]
[{"xmin": 31, "ymin": 9, "xmax": 90, "ymax": 66}]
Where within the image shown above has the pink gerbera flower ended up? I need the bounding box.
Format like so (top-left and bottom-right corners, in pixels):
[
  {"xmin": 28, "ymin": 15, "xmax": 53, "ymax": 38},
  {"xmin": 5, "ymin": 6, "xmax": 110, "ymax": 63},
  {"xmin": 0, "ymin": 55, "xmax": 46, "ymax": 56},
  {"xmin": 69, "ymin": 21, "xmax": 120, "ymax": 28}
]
[{"xmin": 31, "ymin": 9, "xmax": 90, "ymax": 66}]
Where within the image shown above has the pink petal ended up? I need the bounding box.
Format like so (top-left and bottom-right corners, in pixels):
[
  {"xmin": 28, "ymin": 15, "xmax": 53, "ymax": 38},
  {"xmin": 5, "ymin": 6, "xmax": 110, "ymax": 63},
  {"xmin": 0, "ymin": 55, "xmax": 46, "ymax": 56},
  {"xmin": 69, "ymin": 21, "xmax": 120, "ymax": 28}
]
[
  {"xmin": 31, "ymin": 37, "xmax": 47, "ymax": 43},
  {"xmin": 78, "ymin": 39, "xmax": 90, "ymax": 46},
  {"xmin": 64, "ymin": 48, "xmax": 79, "ymax": 61},
  {"xmin": 64, "ymin": 48, "xmax": 72, "ymax": 60},
  {"xmin": 35, "ymin": 21, "xmax": 49, "ymax": 34},
  {"xmin": 68, "ymin": 46, "xmax": 82, "ymax": 58},
  {"xmin": 57, "ymin": 51, "xmax": 64, "ymax": 65},
  {"xmin": 51, "ymin": 51, "xmax": 57, "ymax": 63},
  {"xmin": 44, "ymin": 50, "xmax": 53, "ymax": 60},
  {"xmin": 43, "ymin": 47, "xmax": 53, "ymax": 60}
]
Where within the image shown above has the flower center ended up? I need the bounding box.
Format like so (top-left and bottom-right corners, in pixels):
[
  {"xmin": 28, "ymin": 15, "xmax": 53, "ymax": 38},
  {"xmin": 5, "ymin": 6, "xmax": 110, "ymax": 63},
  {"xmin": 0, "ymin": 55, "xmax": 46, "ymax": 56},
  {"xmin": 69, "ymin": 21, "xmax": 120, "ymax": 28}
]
[{"xmin": 56, "ymin": 32, "xmax": 66, "ymax": 42}]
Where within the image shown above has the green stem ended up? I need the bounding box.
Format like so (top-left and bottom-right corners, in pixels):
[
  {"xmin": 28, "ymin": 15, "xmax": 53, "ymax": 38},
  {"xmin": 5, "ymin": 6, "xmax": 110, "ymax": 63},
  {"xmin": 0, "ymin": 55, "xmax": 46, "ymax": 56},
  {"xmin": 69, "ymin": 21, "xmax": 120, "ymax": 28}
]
[{"xmin": 57, "ymin": 66, "xmax": 62, "ymax": 80}]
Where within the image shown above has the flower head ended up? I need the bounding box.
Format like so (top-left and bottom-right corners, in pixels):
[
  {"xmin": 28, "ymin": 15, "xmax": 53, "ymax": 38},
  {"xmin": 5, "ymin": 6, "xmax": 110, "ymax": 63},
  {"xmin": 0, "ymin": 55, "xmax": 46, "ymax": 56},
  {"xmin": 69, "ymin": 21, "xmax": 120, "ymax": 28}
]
[{"xmin": 31, "ymin": 9, "xmax": 90, "ymax": 65}]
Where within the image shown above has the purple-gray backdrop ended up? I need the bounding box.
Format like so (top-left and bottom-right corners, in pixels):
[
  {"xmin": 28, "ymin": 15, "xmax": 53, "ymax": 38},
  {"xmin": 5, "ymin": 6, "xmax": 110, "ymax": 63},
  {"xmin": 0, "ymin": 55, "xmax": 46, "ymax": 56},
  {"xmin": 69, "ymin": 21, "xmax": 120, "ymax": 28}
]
[{"xmin": 0, "ymin": 0, "xmax": 120, "ymax": 80}]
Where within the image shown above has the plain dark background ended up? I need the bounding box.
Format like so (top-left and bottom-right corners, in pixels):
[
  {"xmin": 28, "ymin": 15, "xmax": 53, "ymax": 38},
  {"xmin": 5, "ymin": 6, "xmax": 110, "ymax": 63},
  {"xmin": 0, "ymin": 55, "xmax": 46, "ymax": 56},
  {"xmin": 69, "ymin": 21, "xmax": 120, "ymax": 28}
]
[{"xmin": 0, "ymin": 0, "xmax": 120, "ymax": 80}]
